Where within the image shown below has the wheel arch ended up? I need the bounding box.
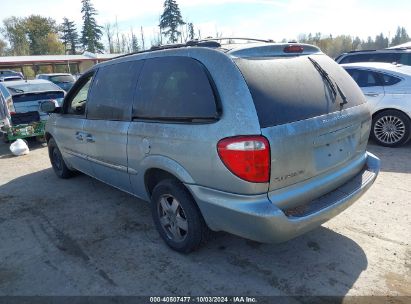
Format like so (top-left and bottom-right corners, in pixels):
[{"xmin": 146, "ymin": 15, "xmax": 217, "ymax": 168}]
[
  {"xmin": 45, "ymin": 132, "xmax": 52, "ymax": 143},
  {"xmin": 141, "ymin": 155, "xmax": 196, "ymax": 198},
  {"xmin": 372, "ymin": 108, "xmax": 411, "ymax": 121}
]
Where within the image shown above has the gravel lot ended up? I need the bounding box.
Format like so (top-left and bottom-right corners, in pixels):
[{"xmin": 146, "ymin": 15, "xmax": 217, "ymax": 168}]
[{"xmin": 0, "ymin": 139, "xmax": 410, "ymax": 297}]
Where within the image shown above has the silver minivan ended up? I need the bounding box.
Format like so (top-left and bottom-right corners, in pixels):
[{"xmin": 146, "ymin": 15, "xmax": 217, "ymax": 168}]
[{"xmin": 42, "ymin": 40, "xmax": 380, "ymax": 253}]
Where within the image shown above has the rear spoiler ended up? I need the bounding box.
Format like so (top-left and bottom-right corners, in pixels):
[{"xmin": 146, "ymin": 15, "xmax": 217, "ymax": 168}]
[{"xmin": 227, "ymin": 43, "xmax": 321, "ymax": 58}]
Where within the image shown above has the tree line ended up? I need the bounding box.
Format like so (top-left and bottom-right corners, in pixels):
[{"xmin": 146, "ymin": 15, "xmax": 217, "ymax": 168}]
[
  {"xmin": 296, "ymin": 27, "xmax": 410, "ymax": 58},
  {"xmin": 0, "ymin": 0, "xmax": 410, "ymax": 58}
]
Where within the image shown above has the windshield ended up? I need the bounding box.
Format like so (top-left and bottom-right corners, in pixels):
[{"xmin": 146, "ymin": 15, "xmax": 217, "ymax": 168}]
[
  {"xmin": 50, "ymin": 75, "xmax": 75, "ymax": 83},
  {"xmin": 6, "ymin": 82, "xmax": 61, "ymax": 95}
]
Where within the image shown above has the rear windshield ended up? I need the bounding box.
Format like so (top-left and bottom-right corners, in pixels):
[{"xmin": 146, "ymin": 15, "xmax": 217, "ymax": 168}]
[
  {"xmin": 6, "ymin": 82, "xmax": 61, "ymax": 95},
  {"xmin": 49, "ymin": 75, "xmax": 75, "ymax": 83},
  {"xmin": 12, "ymin": 91, "xmax": 64, "ymax": 103},
  {"xmin": 235, "ymin": 55, "xmax": 365, "ymax": 128}
]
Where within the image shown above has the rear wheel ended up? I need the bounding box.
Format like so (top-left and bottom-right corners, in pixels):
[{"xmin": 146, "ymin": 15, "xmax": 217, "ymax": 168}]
[
  {"xmin": 371, "ymin": 110, "xmax": 410, "ymax": 147},
  {"xmin": 48, "ymin": 138, "xmax": 74, "ymax": 178},
  {"xmin": 151, "ymin": 179, "xmax": 209, "ymax": 253}
]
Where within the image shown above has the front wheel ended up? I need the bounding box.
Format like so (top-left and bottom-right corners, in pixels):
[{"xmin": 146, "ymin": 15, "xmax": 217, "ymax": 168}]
[
  {"xmin": 371, "ymin": 110, "xmax": 410, "ymax": 147},
  {"xmin": 48, "ymin": 138, "xmax": 74, "ymax": 178},
  {"xmin": 151, "ymin": 179, "xmax": 209, "ymax": 253}
]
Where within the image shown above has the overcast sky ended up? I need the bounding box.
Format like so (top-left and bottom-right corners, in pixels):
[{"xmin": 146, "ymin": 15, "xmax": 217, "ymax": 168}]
[{"xmin": 2, "ymin": 0, "xmax": 411, "ymax": 46}]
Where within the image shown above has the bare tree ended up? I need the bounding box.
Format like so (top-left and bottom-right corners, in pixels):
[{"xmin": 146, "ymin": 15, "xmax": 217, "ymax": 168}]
[
  {"xmin": 140, "ymin": 26, "xmax": 145, "ymax": 50},
  {"xmin": 114, "ymin": 17, "xmax": 120, "ymax": 53},
  {"xmin": 104, "ymin": 22, "xmax": 114, "ymax": 53}
]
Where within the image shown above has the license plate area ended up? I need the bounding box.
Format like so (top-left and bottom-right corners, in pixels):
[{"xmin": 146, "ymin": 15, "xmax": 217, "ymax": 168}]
[{"xmin": 314, "ymin": 124, "xmax": 359, "ymax": 171}]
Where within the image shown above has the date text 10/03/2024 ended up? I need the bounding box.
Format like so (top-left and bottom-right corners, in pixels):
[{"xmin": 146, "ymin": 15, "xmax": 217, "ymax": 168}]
[{"xmin": 149, "ymin": 297, "xmax": 258, "ymax": 303}]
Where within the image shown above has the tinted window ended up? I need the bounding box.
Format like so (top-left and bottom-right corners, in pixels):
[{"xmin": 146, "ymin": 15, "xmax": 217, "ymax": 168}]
[
  {"xmin": 87, "ymin": 61, "xmax": 142, "ymax": 120},
  {"xmin": 345, "ymin": 69, "xmax": 381, "ymax": 87},
  {"xmin": 340, "ymin": 52, "xmax": 401, "ymax": 64},
  {"xmin": 235, "ymin": 55, "xmax": 364, "ymax": 128},
  {"xmin": 5, "ymin": 82, "xmax": 62, "ymax": 95},
  {"xmin": 50, "ymin": 75, "xmax": 75, "ymax": 83},
  {"xmin": 378, "ymin": 73, "xmax": 402, "ymax": 86},
  {"xmin": 66, "ymin": 74, "xmax": 94, "ymax": 116},
  {"xmin": 12, "ymin": 92, "xmax": 64, "ymax": 103},
  {"xmin": 399, "ymin": 53, "xmax": 411, "ymax": 65},
  {"xmin": 133, "ymin": 57, "xmax": 218, "ymax": 120}
]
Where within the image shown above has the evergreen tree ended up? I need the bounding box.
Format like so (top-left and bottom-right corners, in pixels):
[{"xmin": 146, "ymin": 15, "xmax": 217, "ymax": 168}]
[
  {"xmin": 60, "ymin": 17, "xmax": 79, "ymax": 54},
  {"xmin": 131, "ymin": 29, "xmax": 140, "ymax": 52},
  {"xmin": 159, "ymin": 0, "xmax": 185, "ymax": 43},
  {"xmin": 80, "ymin": 0, "xmax": 104, "ymax": 53},
  {"xmin": 188, "ymin": 22, "xmax": 195, "ymax": 40},
  {"xmin": 391, "ymin": 26, "xmax": 410, "ymax": 46},
  {"xmin": 375, "ymin": 33, "xmax": 389, "ymax": 49}
]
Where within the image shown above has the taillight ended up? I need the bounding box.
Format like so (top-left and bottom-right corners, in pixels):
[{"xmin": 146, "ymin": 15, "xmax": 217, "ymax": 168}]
[
  {"xmin": 284, "ymin": 45, "xmax": 304, "ymax": 53},
  {"xmin": 217, "ymin": 135, "xmax": 270, "ymax": 183}
]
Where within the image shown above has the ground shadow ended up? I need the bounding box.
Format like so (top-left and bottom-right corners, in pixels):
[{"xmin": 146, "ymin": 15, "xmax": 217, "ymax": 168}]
[
  {"xmin": 0, "ymin": 138, "xmax": 46, "ymax": 158},
  {"xmin": 367, "ymin": 141, "xmax": 411, "ymax": 174},
  {"xmin": 0, "ymin": 168, "xmax": 367, "ymax": 298}
]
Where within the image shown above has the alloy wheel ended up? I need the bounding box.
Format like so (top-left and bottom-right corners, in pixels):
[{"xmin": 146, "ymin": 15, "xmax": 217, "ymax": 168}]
[
  {"xmin": 374, "ymin": 115, "xmax": 406, "ymax": 145},
  {"xmin": 157, "ymin": 194, "xmax": 188, "ymax": 242}
]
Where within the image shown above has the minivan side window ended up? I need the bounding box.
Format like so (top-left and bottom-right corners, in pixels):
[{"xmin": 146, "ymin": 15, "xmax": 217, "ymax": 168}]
[
  {"xmin": 65, "ymin": 73, "xmax": 94, "ymax": 116},
  {"xmin": 345, "ymin": 69, "xmax": 381, "ymax": 87},
  {"xmin": 133, "ymin": 57, "xmax": 218, "ymax": 121},
  {"xmin": 87, "ymin": 61, "xmax": 143, "ymax": 121}
]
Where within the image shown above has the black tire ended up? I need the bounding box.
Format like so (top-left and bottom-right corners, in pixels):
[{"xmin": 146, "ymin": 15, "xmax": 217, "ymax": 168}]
[
  {"xmin": 48, "ymin": 138, "xmax": 74, "ymax": 178},
  {"xmin": 151, "ymin": 179, "xmax": 210, "ymax": 253},
  {"xmin": 371, "ymin": 110, "xmax": 410, "ymax": 147}
]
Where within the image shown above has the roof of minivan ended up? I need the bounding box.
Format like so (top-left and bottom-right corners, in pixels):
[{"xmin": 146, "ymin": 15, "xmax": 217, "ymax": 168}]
[
  {"xmin": 95, "ymin": 42, "xmax": 322, "ymax": 70},
  {"xmin": 341, "ymin": 62, "xmax": 411, "ymax": 76}
]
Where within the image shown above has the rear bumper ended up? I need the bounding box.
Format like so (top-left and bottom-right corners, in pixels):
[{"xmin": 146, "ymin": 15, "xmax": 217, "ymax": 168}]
[{"xmin": 188, "ymin": 152, "xmax": 380, "ymax": 243}]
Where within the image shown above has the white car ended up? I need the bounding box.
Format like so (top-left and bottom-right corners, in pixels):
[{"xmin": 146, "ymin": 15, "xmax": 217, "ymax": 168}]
[{"xmin": 342, "ymin": 62, "xmax": 411, "ymax": 147}]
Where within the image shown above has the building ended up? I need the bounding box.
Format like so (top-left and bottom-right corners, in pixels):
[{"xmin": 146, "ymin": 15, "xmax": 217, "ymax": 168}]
[
  {"xmin": 0, "ymin": 52, "xmax": 120, "ymax": 78},
  {"xmin": 388, "ymin": 42, "xmax": 411, "ymax": 49}
]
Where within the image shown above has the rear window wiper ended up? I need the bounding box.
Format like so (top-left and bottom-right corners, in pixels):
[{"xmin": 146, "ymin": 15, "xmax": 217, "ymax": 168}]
[{"xmin": 308, "ymin": 57, "xmax": 348, "ymax": 108}]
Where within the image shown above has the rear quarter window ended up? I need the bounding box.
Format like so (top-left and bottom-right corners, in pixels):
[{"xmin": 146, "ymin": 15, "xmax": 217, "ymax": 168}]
[{"xmin": 132, "ymin": 56, "xmax": 219, "ymax": 121}]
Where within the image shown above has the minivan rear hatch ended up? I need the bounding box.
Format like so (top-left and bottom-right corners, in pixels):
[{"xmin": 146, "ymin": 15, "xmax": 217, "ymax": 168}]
[{"xmin": 234, "ymin": 53, "xmax": 371, "ymax": 195}]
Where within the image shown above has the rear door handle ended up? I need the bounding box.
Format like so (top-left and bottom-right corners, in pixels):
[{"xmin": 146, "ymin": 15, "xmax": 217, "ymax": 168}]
[
  {"xmin": 75, "ymin": 132, "xmax": 84, "ymax": 141},
  {"xmin": 85, "ymin": 134, "xmax": 95, "ymax": 143},
  {"xmin": 364, "ymin": 93, "xmax": 380, "ymax": 97}
]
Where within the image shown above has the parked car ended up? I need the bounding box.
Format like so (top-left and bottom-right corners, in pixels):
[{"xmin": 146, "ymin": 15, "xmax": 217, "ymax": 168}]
[
  {"xmin": 335, "ymin": 48, "xmax": 411, "ymax": 66},
  {"xmin": 41, "ymin": 40, "xmax": 380, "ymax": 253},
  {"xmin": 36, "ymin": 73, "xmax": 76, "ymax": 92},
  {"xmin": 0, "ymin": 76, "xmax": 24, "ymax": 82},
  {"xmin": 0, "ymin": 80, "xmax": 65, "ymax": 142},
  {"xmin": 0, "ymin": 69, "xmax": 24, "ymax": 78},
  {"xmin": 342, "ymin": 62, "xmax": 411, "ymax": 147}
]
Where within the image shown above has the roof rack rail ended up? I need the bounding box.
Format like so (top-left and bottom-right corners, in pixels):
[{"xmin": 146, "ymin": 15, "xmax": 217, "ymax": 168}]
[
  {"xmin": 111, "ymin": 39, "xmax": 223, "ymax": 61},
  {"xmin": 110, "ymin": 37, "xmax": 275, "ymax": 61},
  {"xmin": 198, "ymin": 37, "xmax": 274, "ymax": 43}
]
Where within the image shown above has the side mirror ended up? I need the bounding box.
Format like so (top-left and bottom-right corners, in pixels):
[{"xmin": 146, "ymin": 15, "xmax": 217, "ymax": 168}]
[{"xmin": 40, "ymin": 100, "xmax": 58, "ymax": 113}]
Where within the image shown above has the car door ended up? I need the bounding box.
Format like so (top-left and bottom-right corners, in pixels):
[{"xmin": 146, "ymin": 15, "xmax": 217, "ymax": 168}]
[
  {"xmin": 82, "ymin": 60, "xmax": 143, "ymax": 193},
  {"xmin": 345, "ymin": 68, "xmax": 385, "ymax": 112},
  {"xmin": 52, "ymin": 72, "xmax": 95, "ymax": 176}
]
